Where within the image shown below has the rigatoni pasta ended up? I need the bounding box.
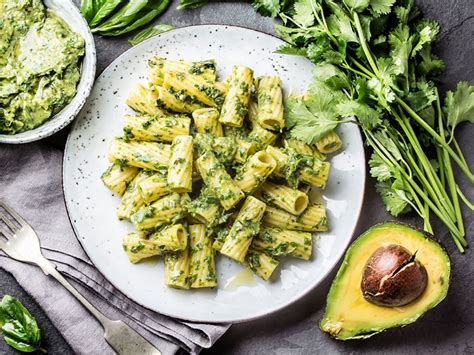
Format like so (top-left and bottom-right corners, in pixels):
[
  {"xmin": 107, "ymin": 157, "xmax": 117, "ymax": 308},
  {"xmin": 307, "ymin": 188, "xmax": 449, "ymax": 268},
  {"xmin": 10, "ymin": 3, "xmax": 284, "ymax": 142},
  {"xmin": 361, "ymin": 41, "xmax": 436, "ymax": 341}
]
[
  {"xmin": 256, "ymin": 76, "xmax": 284, "ymax": 131},
  {"xmin": 101, "ymin": 163, "xmax": 139, "ymax": 196},
  {"xmin": 189, "ymin": 224, "xmax": 217, "ymax": 288},
  {"xmin": 219, "ymin": 65, "xmax": 253, "ymax": 127},
  {"xmin": 103, "ymin": 57, "xmax": 342, "ymax": 289},
  {"xmin": 168, "ymin": 135, "xmax": 193, "ymax": 192}
]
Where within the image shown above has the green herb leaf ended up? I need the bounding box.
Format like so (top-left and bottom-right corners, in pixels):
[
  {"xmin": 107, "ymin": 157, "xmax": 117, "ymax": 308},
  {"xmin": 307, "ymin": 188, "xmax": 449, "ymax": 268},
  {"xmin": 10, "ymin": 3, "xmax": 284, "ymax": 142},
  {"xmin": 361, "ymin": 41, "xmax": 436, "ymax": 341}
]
[
  {"xmin": 412, "ymin": 19, "xmax": 440, "ymax": 56},
  {"xmin": 444, "ymin": 81, "xmax": 474, "ymax": 139},
  {"xmin": 177, "ymin": 0, "xmax": 208, "ymax": 9},
  {"xmin": 343, "ymin": 0, "xmax": 370, "ymax": 12},
  {"xmin": 0, "ymin": 296, "xmax": 43, "ymax": 353},
  {"xmin": 80, "ymin": 0, "xmax": 96, "ymax": 22},
  {"xmin": 275, "ymin": 43, "xmax": 307, "ymax": 56},
  {"xmin": 89, "ymin": 0, "xmax": 125, "ymax": 28},
  {"xmin": 406, "ymin": 81, "xmax": 436, "ymax": 112},
  {"xmin": 369, "ymin": 152, "xmax": 392, "ymax": 181},
  {"xmin": 337, "ymin": 100, "xmax": 381, "ymax": 129},
  {"xmin": 370, "ymin": 0, "xmax": 395, "ymax": 15},
  {"xmin": 93, "ymin": 0, "xmax": 149, "ymax": 33},
  {"xmin": 129, "ymin": 23, "xmax": 175, "ymax": 45},
  {"xmin": 253, "ymin": 0, "xmax": 281, "ymax": 17},
  {"xmin": 293, "ymin": 0, "xmax": 315, "ymax": 27},
  {"xmin": 388, "ymin": 24, "xmax": 412, "ymax": 77},
  {"xmin": 376, "ymin": 180, "xmax": 411, "ymax": 216}
]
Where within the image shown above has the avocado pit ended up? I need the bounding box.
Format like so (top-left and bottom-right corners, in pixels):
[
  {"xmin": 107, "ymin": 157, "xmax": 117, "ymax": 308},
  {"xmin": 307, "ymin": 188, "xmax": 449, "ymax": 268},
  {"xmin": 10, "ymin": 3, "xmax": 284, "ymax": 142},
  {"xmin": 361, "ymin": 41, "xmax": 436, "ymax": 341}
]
[{"xmin": 361, "ymin": 244, "xmax": 428, "ymax": 307}]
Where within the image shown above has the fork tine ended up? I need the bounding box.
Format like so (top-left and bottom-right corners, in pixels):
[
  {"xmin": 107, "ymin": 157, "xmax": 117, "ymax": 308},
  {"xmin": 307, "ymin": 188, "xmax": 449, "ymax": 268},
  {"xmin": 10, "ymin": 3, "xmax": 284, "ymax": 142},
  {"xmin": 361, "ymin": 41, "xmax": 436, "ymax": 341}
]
[
  {"xmin": 0, "ymin": 226, "xmax": 13, "ymax": 240},
  {"xmin": 0, "ymin": 199, "xmax": 28, "ymax": 226},
  {"xmin": 0, "ymin": 214, "xmax": 19, "ymax": 233}
]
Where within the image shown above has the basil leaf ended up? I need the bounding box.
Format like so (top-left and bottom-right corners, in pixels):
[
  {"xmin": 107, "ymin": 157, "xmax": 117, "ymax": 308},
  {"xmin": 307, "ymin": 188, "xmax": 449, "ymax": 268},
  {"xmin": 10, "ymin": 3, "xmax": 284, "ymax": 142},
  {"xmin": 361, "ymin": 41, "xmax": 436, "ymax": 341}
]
[
  {"xmin": 89, "ymin": 0, "xmax": 125, "ymax": 27},
  {"xmin": 0, "ymin": 295, "xmax": 43, "ymax": 353},
  {"xmin": 92, "ymin": 0, "xmax": 150, "ymax": 33},
  {"xmin": 100, "ymin": 0, "xmax": 172, "ymax": 37},
  {"xmin": 129, "ymin": 24, "xmax": 175, "ymax": 45},
  {"xmin": 80, "ymin": 0, "xmax": 95, "ymax": 22}
]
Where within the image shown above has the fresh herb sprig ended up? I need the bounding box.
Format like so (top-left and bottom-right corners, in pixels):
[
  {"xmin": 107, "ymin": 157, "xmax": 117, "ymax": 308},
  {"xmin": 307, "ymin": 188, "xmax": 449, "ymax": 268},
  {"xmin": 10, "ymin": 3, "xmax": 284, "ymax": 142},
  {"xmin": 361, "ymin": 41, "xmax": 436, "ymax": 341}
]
[
  {"xmin": 179, "ymin": 0, "xmax": 473, "ymax": 251},
  {"xmin": 0, "ymin": 295, "xmax": 45, "ymax": 353},
  {"xmin": 80, "ymin": 0, "xmax": 171, "ymax": 36}
]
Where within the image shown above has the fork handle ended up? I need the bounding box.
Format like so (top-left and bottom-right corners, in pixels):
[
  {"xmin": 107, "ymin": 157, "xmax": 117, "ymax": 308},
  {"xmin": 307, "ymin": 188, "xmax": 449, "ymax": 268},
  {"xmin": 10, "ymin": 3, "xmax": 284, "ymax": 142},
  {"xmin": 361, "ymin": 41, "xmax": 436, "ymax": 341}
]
[{"xmin": 36, "ymin": 257, "xmax": 160, "ymax": 354}]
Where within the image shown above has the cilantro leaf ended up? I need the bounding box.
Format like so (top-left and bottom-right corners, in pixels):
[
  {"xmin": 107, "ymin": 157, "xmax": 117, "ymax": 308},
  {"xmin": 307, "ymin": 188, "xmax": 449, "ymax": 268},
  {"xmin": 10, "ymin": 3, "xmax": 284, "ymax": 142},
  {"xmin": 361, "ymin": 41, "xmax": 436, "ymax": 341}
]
[
  {"xmin": 369, "ymin": 152, "xmax": 392, "ymax": 181},
  {"xmin": 284, "ymin": 95, "xmax": 341, "ymax": 144},
  {"xmin": 417, "ymin": 46, "xmax": 445, "ymax": 77},
  {"xmin": 376, "ymin": 180, "xmax": 412, "ymax": 216},
  {"xmin": 327, "ymin": 13, "xmax": 358, "ymax": 43},
  {"xmin": 370, "ymin": 0, "xmax": 395, "ymax": 15},
  {"xmin": 312, "ymin": 63, "xmax": 351, "ymax": 90},
  {"xmin": 337, "ymin": 100, "xmax": 382, "ymax": 128},
  {"xmin": 394, "ymin": 0, "xmax": 419, "ymax": 24},
  {"xmin": 406, "ymin": 80, "xmax": 437, "ymax": 112},
  {"xmin": 253, "ymin": 0, "xmax": 281, "ymax": 17},
  {"xmin": 389, "ymin": 24, "xmax": 412, "ymax": 77},
  {"xmin": 293, "ymin": 0, "xmax": 315, "ymax": 27},
  {"xmin": 343, "ymin": 0, "xmax": 370, "ymax": 12},
  {"xmin": 412, "ymin": 18, "xmax": 440, "ymax": 56},
  {"xmin": 275, "ymin": 43, "xmax": 307, "ymax": 56},
  {"xmin": 444, "ymin": 81, "xmax": 474, "ymax": 139}
]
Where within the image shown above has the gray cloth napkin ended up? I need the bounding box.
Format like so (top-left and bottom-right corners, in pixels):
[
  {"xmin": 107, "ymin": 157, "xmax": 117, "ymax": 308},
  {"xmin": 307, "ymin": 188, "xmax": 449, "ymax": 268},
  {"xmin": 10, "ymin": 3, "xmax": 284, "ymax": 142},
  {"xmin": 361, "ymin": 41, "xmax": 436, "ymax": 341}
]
[{"xmin": 0, "ymin": 142, "xmax": 230, "ymax": 354}]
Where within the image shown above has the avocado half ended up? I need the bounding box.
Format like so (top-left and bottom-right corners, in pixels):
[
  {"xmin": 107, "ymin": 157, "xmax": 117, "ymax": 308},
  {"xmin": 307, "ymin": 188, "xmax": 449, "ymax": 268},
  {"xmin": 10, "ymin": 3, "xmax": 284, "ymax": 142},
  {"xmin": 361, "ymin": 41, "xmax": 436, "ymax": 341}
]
[{"xmin": 320, "ymin": 222, "xmax": 450, "ymax": 340}]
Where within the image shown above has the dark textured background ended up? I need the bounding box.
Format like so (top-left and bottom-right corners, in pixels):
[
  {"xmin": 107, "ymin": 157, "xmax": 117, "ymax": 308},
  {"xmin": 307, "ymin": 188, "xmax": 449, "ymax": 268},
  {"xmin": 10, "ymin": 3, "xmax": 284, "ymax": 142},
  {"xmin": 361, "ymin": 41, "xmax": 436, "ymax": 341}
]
[{"xmin": 1, "ymin": 0, "xmax": 473, "ymax": 354}]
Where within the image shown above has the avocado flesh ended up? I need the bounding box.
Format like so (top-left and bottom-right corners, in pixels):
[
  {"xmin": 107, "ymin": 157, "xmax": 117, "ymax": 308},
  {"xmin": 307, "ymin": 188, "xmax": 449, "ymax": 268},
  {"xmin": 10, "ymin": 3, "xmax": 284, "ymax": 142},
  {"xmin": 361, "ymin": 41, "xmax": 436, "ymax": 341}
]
[{"xmin": 320, "ymin": 222, "xmax": 450, "ymax": 340}]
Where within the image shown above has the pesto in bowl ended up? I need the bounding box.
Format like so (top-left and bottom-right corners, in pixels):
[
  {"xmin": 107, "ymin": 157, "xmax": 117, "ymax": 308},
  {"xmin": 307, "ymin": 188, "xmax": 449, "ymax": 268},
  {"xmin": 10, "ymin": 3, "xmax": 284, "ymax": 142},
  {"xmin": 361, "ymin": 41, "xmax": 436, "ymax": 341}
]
[{"xmin": 0, "ymin": 0, "xmax": 95, "ymax": 143}]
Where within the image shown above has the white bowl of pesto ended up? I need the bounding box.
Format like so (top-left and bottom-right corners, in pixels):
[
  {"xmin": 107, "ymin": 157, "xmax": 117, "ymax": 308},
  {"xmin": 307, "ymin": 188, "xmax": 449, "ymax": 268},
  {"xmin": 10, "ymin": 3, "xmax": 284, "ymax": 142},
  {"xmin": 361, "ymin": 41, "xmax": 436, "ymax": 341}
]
[{"xmin": 0, "ymin": 0, "xmax": 96, "ymax": 144}]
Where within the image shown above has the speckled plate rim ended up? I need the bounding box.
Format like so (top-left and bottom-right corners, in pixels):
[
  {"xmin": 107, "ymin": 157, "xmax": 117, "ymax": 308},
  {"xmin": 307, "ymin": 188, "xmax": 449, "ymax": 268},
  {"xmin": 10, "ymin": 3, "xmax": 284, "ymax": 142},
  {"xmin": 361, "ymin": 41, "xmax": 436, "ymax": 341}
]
[
  {"xmin": 0, "ymin": 0, "xmax": 96, "ymax": 144},
  {"xmin": 62, "ymin": 24, "xmax": 367, "ymax": 324}
]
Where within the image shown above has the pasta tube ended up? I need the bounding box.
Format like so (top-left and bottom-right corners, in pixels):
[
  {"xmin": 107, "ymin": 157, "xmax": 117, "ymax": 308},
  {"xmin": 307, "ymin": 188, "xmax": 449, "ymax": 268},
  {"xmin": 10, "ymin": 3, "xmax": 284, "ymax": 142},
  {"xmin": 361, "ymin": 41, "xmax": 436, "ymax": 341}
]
[
  {"xmin": 220, "ymin": 196, "xmax": 266, "ymax": 263},
  {"xmin": 101, "ymin": 163, "xmax": 139, "ymax": 196},
  {"xmin": 137, "ymin": 172, "xmax": 170, "ymax": 204},
  {"xmin": 260, "ymin": 181, "xmax": 309, "ymax": 215},
  {"xmin": 284, "ymin": 138, "xmax": 326, "ymax": 161},
  {"xmin": 256, "ymin": 76, "xmax": 284, "ymax": 131},
  {"xmin": 234, "ymin": 139, "xmax": 256, "ymax": 164},
  {"xmin": 131, "ymin": 193, "xmax": 190, "ymax": 231},
  {"xmin": 108, "ymin": 137, "xmax": 171, "ymax": 171},
  {"xmin": 149, "ymin": 57, "xmax": 217, "ymax": 86},
  {"xmin": 122, "ymin": 232, "xmax": 160, "ymax": 263},
  {"xmin": 154, "ymin": 86, "xmax": 203, "ymax": 113},
  {"xmin": 196, "ymin": 151, "xmax": 244, "ymax": 210},
  {"xmin": 163, "ymin": 71, "xmax": 226, "ymax": 107},
  {"xmin": 192, "ymin": 108, "xmax": 223, "ymax": 136},
  {"xmin": 234, "ymin": 151, "xmax": 276, "ymax": 193},
  {"xmin": 247, "ymin": 98, "xmax": 259, "ymax": 128},
  {"xmin": 194, "ymin": 134, "xmax": 236, "ymax": 165},
  {"xmin": 262, "ymin": 204, "xmax": 328, "ymax": 232},
  {"xmin": 126, "ymin": 84, "xmax": 166, "ymax": 117},
  {"xmin": 245, "ymin": 248, "xmax": 279, "ymax": 281},
  {"xmin": 189, "ymin": 224, "xmax": 217, "ymax": 288},
  {"xmin": 248, "ymin": 124, "xmax": 278, "ymax": 150},
  {"xmin": 168, "ymin": 135, "xmax": 193, "ymax": 192},
  {"xmin": 149, "ymin": 224, "xmax": 188, "ymax": 252},
  {"xmin": 219, "ymin": 65, "xmax": 253, "ymax": 127},
  {"xmin": 165, "ymin": 244, "xmax": 191, "ymax": 289},
  {"xmin": 187, "ymin": 188, "xmax": 227, "ymax": 227},
  {"xmin": 117, "ymin": 170, "xmax": 153, "ymax": 220},
  {"xmin": 253, "ymin": 226, "xmax": 313, "ymax": 260},
  {"xmin": 316, "ymin": 130, "xmax": 342, "ymax": 154},
  {"xmin": 123, "ymin": 114, "xmax": 190, "ymax": 143},
  {"xmin": 212, "ymin": 227, "xmax": 229, "ymax": 252}
]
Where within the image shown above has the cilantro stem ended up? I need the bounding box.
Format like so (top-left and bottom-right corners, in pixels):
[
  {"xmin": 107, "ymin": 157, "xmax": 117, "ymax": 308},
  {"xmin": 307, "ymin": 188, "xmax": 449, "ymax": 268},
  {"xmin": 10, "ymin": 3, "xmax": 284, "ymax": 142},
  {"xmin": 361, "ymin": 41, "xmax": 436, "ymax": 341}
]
[
  {"xmin": 395, "ymin": 96, "xmax": 474, "ymax": 182},
  {"xmin": 457, "ymin": 185, "xmax": 474, "ymax": 210},
  {"xmin": 353, "ymin": 13, "xmax": 379, "ymax": 77},
  {"xmin": 394, "ymin": 111, "xmax": 456, "ymax": 220},
  {"xmin": 342, "ymin": 62, "xmax": 371, "ymax": 80},
  {"xmin": 452, "ymin": 137, "xmax": 469, "ymax": 168},
  {"xmin": 365, "ymin": 129, "xmax": 465, "ymax": 250},
  {"xmin": 349, "ymin": 56, "xmax": 374, "ymax": 77},
  {"xmin": 422, "ymin": 192, "xmax": 433, "ymax": 233},
  {"xmin": 436, "ymin": 147, "xmax": 446, "ymax": 189},
  {"xmin": 435, "ymin": 89, "xmax": 465, "ymax": 236}
]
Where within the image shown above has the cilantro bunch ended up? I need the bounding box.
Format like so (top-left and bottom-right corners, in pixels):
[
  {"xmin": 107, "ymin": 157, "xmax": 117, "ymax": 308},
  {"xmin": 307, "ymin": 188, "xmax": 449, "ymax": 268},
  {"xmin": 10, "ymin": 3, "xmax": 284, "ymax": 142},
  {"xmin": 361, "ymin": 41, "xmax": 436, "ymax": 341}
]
[{"xmin": 179, "ymin": 0, "xmax": 473, "ymax": 251}]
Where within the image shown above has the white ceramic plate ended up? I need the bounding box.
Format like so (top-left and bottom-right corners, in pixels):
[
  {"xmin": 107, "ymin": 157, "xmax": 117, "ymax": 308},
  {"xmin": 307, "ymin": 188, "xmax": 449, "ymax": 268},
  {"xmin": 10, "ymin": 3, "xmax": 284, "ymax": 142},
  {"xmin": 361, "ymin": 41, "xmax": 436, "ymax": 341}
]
[
  {"xmin": 0, "ymin": 0, "xmax": 96, "ymax": 144},
  {"xmin": 63, "ymin": 25, "xmax": 366, "ymax": 323}
]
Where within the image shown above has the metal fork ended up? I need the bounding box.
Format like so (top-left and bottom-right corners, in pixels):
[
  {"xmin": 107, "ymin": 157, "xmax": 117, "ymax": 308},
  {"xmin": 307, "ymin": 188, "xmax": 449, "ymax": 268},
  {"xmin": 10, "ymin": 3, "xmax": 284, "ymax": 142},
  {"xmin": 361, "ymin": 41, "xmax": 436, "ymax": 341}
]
[{"xmin": 0, "ymin": 200, "xmax": 161, "ymax": 355}]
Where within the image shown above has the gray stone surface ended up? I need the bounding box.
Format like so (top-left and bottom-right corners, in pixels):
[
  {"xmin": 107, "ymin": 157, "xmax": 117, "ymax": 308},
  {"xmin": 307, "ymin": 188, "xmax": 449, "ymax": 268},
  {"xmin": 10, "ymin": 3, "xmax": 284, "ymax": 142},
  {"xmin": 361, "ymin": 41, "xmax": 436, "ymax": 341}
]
[{"xmin": 1, "ymin": 0, "xmax": 473, "ymax": 354}]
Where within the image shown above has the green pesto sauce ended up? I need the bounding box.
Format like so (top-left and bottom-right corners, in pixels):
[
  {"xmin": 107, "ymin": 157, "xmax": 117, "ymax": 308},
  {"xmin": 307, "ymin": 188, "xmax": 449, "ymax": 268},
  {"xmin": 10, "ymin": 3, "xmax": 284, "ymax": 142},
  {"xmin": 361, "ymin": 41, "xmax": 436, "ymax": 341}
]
[{"xmin": 0, "ymin": 0, "xmax": 85, "ymax": 134}]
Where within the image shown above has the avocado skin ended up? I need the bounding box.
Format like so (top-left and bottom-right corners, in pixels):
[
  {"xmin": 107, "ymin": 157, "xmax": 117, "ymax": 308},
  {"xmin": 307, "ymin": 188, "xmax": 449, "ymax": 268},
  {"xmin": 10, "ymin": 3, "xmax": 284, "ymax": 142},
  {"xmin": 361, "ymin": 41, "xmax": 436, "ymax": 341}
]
[{"xmin": 320, "ymin": 221, "xmax": 451, "ymax": 340}]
